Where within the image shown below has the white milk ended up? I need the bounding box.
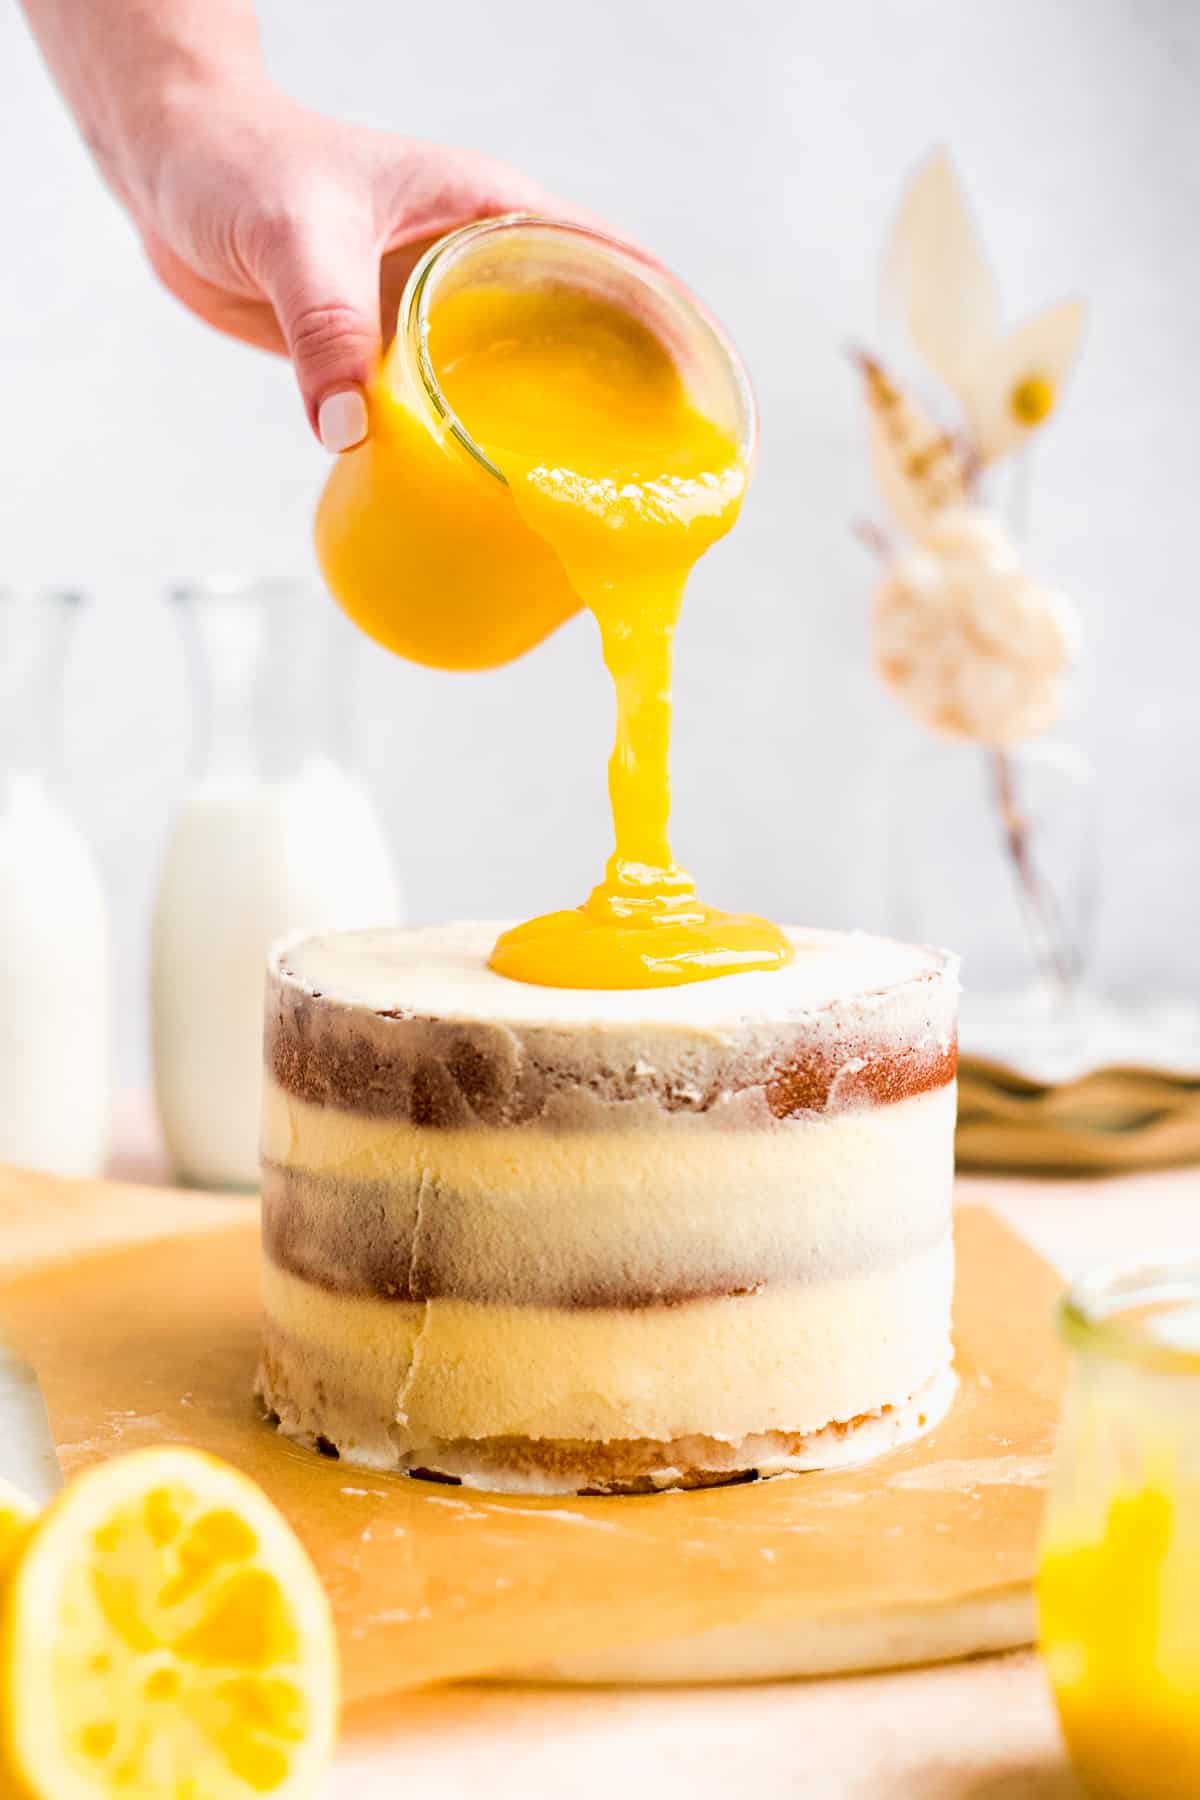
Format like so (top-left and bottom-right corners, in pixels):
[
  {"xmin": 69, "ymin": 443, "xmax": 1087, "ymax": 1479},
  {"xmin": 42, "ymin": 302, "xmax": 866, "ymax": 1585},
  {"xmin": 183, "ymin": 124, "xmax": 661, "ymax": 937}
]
[
  {"xmin": 0, "ymin": 770, "xmax": 113, "ymax": 1176},
  {"xmin": 151, "ymin": 754, "xmax": 401, "ymax": 1189}
]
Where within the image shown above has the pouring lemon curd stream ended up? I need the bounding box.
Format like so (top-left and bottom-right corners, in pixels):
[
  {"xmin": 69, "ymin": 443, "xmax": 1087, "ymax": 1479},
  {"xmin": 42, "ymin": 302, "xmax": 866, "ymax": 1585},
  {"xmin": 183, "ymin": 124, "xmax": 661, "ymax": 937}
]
[{"xmin": 317, "ymin": 227, "xmax": 792, "ymax": 989}]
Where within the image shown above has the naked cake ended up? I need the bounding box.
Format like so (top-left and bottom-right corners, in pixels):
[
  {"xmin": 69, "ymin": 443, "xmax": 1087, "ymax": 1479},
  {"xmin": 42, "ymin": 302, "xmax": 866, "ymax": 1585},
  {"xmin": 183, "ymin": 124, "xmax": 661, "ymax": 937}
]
[{"xmin": 256, "ymin": 922, "xmax": 959, "ymax": 1494}]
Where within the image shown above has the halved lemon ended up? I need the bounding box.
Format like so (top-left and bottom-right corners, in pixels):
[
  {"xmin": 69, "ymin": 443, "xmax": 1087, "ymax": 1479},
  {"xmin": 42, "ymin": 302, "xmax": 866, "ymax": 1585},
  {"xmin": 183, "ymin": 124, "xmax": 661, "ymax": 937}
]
[{"xmin": 0, "ymin": 1447, "xmax": 338, "ymax": 1799}]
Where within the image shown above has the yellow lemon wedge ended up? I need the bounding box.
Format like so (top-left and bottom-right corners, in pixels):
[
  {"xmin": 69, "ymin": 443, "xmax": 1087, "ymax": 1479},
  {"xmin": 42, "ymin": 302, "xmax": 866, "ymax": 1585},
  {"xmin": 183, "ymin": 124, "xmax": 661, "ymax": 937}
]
[
  {"xmin": 0, "ymin": 1476, "xmax": 38, "ymax": 1578},
  {"xmin": 0, "ymin": 1447, "xmax": 338, "ymax": 1800}
]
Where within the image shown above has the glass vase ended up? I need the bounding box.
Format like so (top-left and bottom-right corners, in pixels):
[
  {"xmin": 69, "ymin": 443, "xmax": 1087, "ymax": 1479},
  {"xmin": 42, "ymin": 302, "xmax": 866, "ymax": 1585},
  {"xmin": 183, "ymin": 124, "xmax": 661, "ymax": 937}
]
[{"xmin": 885, "ymin": 736, "xmax": 1098, "ymax": 1060}]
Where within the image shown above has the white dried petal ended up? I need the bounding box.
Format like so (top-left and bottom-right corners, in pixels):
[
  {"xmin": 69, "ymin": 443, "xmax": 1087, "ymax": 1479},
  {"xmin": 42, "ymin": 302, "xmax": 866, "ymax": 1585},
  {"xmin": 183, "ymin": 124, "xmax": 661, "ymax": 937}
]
[{"xmin": 961, "ymin": 299, "xmax": 1088, "ymax": 464}]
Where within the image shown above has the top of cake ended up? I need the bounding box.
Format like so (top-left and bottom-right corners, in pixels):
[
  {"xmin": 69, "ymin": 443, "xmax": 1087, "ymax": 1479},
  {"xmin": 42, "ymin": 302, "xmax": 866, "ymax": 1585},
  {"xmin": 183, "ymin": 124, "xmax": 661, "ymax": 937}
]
[
  {"xmin": 266, "ymin": 925, "xmax": 958, "ymax": 1127},
  {"xmin": 273, "ymin": 922, "xmax": 953, "ymax": 1031}
]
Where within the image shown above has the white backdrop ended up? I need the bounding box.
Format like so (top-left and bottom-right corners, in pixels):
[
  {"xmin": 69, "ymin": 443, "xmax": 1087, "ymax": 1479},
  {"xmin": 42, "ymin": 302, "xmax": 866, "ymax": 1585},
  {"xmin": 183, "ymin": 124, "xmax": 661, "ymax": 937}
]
[{"xmin": 2, "ymin": 0, "xmax": 1198, "ymax": 1084}]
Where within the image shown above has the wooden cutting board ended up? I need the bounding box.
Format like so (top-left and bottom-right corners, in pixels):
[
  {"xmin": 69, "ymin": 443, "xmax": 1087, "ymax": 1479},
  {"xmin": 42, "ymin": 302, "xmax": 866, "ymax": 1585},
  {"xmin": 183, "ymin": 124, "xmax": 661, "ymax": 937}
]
[{"xmin": 0, "ymin": 1166, "xmax": 1065, "ymax": 1702}]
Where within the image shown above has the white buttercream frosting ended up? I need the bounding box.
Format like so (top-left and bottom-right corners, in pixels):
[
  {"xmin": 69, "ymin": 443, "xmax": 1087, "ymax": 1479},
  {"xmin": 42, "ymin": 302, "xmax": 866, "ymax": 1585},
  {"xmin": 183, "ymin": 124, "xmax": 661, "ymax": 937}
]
[{"xmin": 272, "ymin": 921, "xmax": 953, "ymax": 1032}]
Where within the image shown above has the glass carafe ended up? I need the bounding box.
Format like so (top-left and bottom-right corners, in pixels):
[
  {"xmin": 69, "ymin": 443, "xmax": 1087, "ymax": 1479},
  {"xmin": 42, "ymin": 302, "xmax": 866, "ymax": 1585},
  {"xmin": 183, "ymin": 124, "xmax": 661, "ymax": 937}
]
[
  {"xmin": 151, "ymin": 578, "xmax": 402, "ymax": 1191},
  {"xmin": 0, "ymin": 591, "xmax": 113, "ymax": 1175}
]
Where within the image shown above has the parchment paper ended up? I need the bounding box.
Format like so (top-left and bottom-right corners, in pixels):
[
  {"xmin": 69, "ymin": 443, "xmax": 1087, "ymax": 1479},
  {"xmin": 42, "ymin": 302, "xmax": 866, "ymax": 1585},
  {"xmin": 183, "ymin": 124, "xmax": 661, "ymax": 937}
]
[{"xmin": 0, "ymin": 1169, "xmax": 1064, "ymax": 1706}]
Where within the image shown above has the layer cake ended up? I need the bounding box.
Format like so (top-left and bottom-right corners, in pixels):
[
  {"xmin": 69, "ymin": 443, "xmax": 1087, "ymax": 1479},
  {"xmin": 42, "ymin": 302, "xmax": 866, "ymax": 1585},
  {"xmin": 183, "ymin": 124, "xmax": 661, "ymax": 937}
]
[{"xmin": 256, "ymin": 923, "xmax": 959, "ymax": 1494}]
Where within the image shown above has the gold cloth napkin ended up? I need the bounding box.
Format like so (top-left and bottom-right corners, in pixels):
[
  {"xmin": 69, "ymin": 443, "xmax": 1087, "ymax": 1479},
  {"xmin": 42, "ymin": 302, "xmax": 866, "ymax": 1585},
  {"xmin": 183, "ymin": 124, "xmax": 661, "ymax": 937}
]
[{"xmin": 958, "ymin": 1058, "xmax": 1200, "ymax": 1174}]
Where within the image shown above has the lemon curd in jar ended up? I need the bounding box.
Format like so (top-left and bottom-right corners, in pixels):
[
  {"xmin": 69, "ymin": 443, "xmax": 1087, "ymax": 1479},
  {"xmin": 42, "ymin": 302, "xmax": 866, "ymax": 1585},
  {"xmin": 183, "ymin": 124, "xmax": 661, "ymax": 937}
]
[
  {"xmin": 1038, "ymin": 1264, "xmax": 1200, "ymax": 1800},
  {"xmin": 315, "ymin": 218, "xmax": 792, "ymax": 991}
]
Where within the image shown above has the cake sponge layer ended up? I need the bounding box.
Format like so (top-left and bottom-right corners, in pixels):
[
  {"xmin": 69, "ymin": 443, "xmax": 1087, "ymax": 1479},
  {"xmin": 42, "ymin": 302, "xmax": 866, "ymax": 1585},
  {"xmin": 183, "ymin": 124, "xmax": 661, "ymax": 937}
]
[
  {"xmin": 257, "ymin": 1237, "xmax": 954, "ymax": 1490},
  {"xmin": 266, "ymin": 923, "xmax": 958, "ymax": 1126},
  {"xmin": 261, "ymin": 1080, "xmax": 956, "ymax": 1306}
]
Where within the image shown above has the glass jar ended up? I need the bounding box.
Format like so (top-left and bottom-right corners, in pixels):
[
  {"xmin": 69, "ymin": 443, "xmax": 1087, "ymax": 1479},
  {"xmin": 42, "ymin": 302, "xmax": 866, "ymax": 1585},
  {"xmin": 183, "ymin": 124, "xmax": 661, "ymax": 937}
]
[
  {"xmin": 1038, "ymin": 1260, "xmax": 1200, "ymax": 1799},
  {"xmin": 315, "ymin": 214, "xmax": 756, "ymax": 672}
]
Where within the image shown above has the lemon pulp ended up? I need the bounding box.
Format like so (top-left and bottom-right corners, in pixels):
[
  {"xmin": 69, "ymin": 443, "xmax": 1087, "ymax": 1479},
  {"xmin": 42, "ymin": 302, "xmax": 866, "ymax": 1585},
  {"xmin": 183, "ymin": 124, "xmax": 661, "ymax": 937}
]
[{"xmin": 1, "ymin": 1447, "xmax": 337, "ymax": 1800}]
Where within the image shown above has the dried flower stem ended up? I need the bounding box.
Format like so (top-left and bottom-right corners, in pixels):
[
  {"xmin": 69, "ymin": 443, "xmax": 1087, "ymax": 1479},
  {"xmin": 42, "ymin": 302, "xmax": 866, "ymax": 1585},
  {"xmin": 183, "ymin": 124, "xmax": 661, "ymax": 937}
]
[
  {"xmin": 998, "ymin": 455, "xmax": 1073, "ymax": 992},
  {"xmin": 988, "ymin": 745, "xmax": 1075, "ymax": 995},
  {"xmin": 852, "ymin": 517, "xmax": 894, "ymax": 560},
  {"xmin": 977, "ymin": 443, "xmax": 1078, "ymax": 996}
]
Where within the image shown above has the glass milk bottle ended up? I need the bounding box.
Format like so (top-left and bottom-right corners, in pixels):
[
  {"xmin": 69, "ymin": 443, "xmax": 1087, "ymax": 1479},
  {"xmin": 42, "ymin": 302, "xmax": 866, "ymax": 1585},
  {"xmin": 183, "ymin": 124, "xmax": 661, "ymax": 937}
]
[
  {"xmin": 151, "ymin": 578, "xmax": 402, "ymax": 1190},
  {"xmin": 0, "ymin": 591, "xmax": 113, "ymax": 1175}
]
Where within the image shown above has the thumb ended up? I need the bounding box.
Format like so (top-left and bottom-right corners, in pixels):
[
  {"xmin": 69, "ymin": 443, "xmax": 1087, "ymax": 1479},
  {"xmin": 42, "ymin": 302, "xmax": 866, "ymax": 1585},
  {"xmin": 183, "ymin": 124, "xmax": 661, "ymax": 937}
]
[{"xmin": 260, "ymin": 224, "xmax": 381, "ymax": 450}]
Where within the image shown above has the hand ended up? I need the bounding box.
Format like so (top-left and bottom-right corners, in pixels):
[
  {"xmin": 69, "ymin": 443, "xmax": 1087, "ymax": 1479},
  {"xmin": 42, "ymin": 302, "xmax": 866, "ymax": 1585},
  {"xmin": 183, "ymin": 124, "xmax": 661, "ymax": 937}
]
[{"xmin": 129, "ymin": 80, "xmax": 594, "ymax": 448}]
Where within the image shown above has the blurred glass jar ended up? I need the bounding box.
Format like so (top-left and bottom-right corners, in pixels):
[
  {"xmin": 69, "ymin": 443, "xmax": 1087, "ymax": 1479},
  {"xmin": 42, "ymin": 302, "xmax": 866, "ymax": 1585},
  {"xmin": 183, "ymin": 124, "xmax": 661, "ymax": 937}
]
[
  {"xmin": 0, "ymin": 590, "xmax": 113, "ymax": 1176},
  {"xmin": 1038, "ymin": 1260, "xmax": 1200, "ymax": 1799},
  {"xmin": 151, "ymin": 578, "xmax": 402, "ymax": 1191}
]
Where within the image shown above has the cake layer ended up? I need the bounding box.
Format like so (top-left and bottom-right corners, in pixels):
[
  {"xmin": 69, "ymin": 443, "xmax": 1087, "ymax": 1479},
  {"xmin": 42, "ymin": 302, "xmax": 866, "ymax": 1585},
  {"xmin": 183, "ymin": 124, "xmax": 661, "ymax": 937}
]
[
  {"xmin": 261, "ymin": 1080, "xmax": 956, "ymax": 1306},
  {"xmin": 258, "ymin": 1366, "xmax": 956, "ymax": 1495},
  {"xmin": 257, "ymin": 1236, "xmax": 954, "ymax": 1465},
  {"xmin": 266, "ymin": 923, "xmax": 958, "ymax": 1126}
]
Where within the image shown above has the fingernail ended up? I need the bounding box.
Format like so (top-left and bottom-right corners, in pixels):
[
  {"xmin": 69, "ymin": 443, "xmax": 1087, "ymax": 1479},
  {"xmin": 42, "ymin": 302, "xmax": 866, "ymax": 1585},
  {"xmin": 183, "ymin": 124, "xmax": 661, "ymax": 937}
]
[{"xmin": 318, "ymin": 389, "xmax": 369, "ymax": 453}]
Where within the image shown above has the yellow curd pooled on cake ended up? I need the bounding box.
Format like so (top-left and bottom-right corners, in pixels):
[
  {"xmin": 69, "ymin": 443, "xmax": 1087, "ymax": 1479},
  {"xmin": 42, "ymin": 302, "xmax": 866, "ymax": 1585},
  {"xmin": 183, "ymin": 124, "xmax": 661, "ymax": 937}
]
[{"xmin": 256, "ymin": 923, "xmax": 959, "ymax": 1495}]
